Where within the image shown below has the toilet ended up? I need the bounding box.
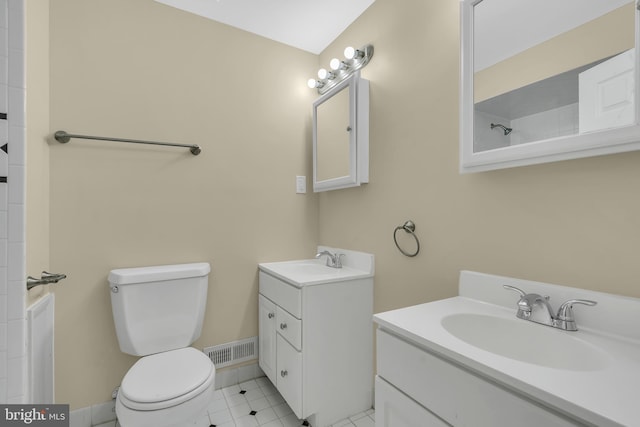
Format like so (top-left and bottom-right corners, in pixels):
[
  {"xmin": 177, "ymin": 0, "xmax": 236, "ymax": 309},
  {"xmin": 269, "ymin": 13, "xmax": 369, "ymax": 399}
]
[{"xmin": 108, "ymin": 263, "xmax": 215, "ymax": 427}]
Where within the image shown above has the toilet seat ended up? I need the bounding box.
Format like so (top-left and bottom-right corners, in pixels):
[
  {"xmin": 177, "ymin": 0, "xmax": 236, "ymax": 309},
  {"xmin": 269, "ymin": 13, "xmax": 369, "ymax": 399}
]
[{"xmin": 119, "ymin": 347, "xmax": 214, "ymax": 411}]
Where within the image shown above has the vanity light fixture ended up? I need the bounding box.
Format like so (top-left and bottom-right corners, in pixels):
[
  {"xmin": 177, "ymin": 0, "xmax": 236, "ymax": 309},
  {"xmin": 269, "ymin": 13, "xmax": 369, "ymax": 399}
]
[{"xmin": 308, "ymin": 44, "xmax": 374, "ymax": 94}]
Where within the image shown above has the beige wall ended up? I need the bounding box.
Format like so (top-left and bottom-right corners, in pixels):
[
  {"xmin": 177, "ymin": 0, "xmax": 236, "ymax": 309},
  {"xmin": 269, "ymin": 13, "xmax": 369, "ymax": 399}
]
[
  {"xmin": 49, "ymin": 0, "xmax": 318, "ymax": 408},
  {"xmin": 475, "ymin": 3, "xmax": 634, "ymax": 102},
  {"xmin": 43, "ymin": 0, "xmax": 640, "ymax": 411},
  {"xmin": 318, "ymin": 0, "xmax": 640, "ymax": 320},
  {"xmin": 26, "ymin": 0, "xmax": 50, "ymax": 304}
]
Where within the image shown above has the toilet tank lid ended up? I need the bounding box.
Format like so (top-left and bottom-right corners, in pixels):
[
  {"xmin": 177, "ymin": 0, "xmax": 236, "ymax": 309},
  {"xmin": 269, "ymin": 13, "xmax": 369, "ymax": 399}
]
[{"xmin": 108, "ymin": 262, "xmax": 211, "ymax": 285}]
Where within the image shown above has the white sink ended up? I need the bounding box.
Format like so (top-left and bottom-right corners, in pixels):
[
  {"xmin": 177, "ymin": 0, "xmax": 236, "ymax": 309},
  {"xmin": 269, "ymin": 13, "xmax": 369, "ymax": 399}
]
[
  {"xmin": 373, "ymin": 271, "xmax": 640, "ymax": 427},
  {"xmin": 258, "ymin": 246, "xmax": 374, "ymax": 287},
  {"xmin": 441, "ymin": 313, "xmax": 609, "ymax": 371}
]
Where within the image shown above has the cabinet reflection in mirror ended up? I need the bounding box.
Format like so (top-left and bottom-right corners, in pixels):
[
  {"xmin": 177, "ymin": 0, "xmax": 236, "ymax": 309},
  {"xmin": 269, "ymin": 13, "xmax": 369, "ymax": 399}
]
[
  {"xmin": 313, "ymin": 72, "xmax": 369, "ymax": 192},
  {"xmin": 460, "ymin": 0, "xmax": 640, "ymax": 173}
]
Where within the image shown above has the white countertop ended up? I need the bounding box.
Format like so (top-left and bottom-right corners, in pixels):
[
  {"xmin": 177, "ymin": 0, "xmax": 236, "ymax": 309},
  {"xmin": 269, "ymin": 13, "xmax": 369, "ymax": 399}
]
[
  {"xmin": 258, "ymin": 246, "xmax": 374, "ymax": 288},
  {"xmin": 259, "ymin": 260, "xmax": 372, "ymax": 287},
  {"xmin": 374, "ymin": 271, "xmax": 640, "ymax": 427}
]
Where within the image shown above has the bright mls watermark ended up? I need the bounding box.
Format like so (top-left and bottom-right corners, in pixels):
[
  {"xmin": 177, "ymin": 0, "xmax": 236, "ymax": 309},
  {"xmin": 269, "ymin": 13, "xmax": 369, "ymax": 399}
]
[{"xmin": 0, "ymin": 405, "xmax": 69, "ymax": 426}]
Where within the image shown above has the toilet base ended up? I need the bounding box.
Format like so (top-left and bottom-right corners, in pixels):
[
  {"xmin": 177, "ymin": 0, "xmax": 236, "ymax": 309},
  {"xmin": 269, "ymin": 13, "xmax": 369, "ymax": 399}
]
[{"xmin": 115, "ymin": 381, "xmax": 214, "ymax": 427}]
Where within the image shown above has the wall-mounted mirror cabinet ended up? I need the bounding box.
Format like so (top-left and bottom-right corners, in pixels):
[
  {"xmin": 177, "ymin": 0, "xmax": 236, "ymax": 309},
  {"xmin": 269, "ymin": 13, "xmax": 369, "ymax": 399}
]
[
  {"xmin": 313, "ymin": 72, "xmax": 369, "ymax": 192},
  {"xmin": 460, "ymin": 0, "xmax": 640, "ymax": 173}
]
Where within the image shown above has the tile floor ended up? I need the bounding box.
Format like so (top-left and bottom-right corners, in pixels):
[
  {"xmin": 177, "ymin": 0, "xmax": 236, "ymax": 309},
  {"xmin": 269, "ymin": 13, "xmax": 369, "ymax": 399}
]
[
  {"xmin": 102, "ymin": 376, "xmax": 375, "ymax": 427},
  {"xmin": 197, "ymin": 377, "xmax": 375, "ymax": 427}
]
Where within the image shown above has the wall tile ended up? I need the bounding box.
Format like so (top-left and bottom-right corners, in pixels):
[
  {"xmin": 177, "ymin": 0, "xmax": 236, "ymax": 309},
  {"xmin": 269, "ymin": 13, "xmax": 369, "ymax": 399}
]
[
  {"xmin": 0, "ymin": 266, "xmax": 6, "ymax": 294},
  {"xmin": 2, "ymin": 0, "xmax": 24, "ymax": 405},
  {"xmin": 7, "ymin": 202, "xmax": 22, "ymax": 241},
  {"xmin": 7, "ymin": 0, "xmax": 22, "ymax": 52},
  {"xmin": 7, "ymin": 353, "xmax": 25, "ymax": 397},
  {"xmin": 7, "ymin": 87, "xmax": 23, "ymax": 127},
  {"xmin": 0, "ymin": 321, "xmax": 6, "ymax": 352},
  {"xmin": 0, "ymin": 211, "xmax": 5, "ymax": 239},
  {"xmin": 0, "ymin": 0, "xmax": 7, "ymax": 29},
  {"xmin": 7, "ymin": 242, "xmax": 24, "ymax": 281},
  {"xmin": 0, "ymin": 347, "xmax": 5, "ymax": 378},
  {"xmin": 7, "ymin": 280, "xmax": 23, "ymax": 319},
  {"xmin": 0, "ymin": 184, "xmax": 7, "ymax": 211},
  {"xmin": 6, "ymin": 318, "xmax": 23, "ymax": 358},
  {"xmin": 0, "ymin": 238, "xmax": 7, "ymax": 267},
  {"xmin": 0, "ymin": 83, "xmax": 6, "ymax": 113},
  {"xmin": 7, "ymin": 164, "xmax": 22, "ymax": 204},
  {"xmin": 0, "ymin": 56, "xmax": 7, "ymax": 86},
  {"xmin": 8, "ymin": 125, "xmax": 23, "ymax": 166}
]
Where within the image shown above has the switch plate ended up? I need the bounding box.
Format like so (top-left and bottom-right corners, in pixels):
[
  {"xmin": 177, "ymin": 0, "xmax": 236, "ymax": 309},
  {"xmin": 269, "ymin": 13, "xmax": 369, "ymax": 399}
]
[{"xmin": 296, "ymin": 176, "xmax": 306, "ymax": 194}]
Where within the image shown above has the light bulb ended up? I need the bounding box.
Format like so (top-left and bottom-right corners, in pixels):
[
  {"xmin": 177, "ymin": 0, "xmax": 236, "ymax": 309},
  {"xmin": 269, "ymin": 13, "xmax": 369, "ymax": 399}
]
[
  {"xmin": 329, "ymin": 58, "xmax": 341, "ymax": 71},
  {"xmin": 344, "ymin": 46, "xmax": 356, "ymax": 60},
  {"xmin": 307, "ymin": 78, "xmax": 318, "ymax": 89},
  {"xmin": 318, "ymin": 68, "xmax": 328, "ymax": 79}
]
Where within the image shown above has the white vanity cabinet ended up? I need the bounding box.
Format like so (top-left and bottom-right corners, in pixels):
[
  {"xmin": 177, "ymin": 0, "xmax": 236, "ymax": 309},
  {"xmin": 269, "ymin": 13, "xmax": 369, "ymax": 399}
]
[
  {"xmin": 375, "ymin": 330, "xmax": 579, "ymax": 427},
  {"xmin": 373, "ymin": 270, "xmax": 640, "ymax": 427},
  {"xmin": 258, "ymin": 252, "xmax": 374, "ymax": 427}
]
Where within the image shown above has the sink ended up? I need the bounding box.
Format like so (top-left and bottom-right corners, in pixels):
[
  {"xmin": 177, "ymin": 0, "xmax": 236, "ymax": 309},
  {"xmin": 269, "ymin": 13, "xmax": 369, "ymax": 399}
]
[
  {"xmin": 259, "ymin": 248, "xmax": 374, "ymax": 287},
  {"xmin": 441, "ymin": 313, "xmax": 610, "ymax": 371}
]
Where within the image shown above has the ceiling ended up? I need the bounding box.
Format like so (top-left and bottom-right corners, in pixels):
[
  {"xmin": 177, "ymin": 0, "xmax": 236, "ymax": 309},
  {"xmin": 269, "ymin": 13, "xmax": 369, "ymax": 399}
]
[{"xmin": 154, "ymin": 0, "xmax": 376, "ymax": 54}]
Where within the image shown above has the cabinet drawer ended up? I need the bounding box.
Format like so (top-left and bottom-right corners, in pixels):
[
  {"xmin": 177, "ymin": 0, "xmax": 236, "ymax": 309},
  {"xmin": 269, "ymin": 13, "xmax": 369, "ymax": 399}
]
[
  {"xmin": 276, "ymin": 306, "xmax": 302, "ymax": 351},
  {"xmin": 377, "ymin": 330, "xmax": 579, "ymax": 427},
  {"xmin": 259, "ymin": 272, "xmax": 302, "ymax": 318},
  {"xmin": 375, "ymin": 376, "xmax": 450, "ymax": 427},
  {"xmin": 277, "ymin": 334, "xmax": 303, "ymax": 419}
]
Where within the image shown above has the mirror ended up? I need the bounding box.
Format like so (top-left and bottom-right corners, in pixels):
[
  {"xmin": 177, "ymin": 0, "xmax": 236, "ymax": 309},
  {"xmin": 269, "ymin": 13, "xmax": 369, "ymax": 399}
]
[
  {"xmin": 313, "ymin": 72, "xmax": 369, "ymax": 192},
  {"xmin": 460, "ymin": 0, "xmax": 640, "ymax": 173}
]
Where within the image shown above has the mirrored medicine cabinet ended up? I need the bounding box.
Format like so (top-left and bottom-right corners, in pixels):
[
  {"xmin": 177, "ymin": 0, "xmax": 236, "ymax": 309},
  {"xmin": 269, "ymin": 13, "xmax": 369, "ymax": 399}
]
[
  {"xmin": 313, "ymin": 72, "xmax": 369, "ymax": 192},
  {"xmin": 460, "ymin": 0, "xmax": 640, "ymax": 173}
]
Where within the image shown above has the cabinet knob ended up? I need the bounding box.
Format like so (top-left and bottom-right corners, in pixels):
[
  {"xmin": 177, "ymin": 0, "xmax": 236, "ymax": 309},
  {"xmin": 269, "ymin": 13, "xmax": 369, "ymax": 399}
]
[
  {"xmin": 280, "ymin": 323, "xmax": 287, "ymax": 330},
  {"xmin": 280, "ymin": 370, "xmax": 288, "ymax": 377},
  {"xmin": 268, "ymin": 312, "xmax": 274, "ymax": 319}
]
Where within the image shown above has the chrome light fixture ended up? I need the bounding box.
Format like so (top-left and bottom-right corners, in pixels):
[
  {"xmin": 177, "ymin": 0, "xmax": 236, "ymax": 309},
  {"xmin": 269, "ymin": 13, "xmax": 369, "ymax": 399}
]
[{"xmin": 308, "ymin": 44, "xmax": 374, "ymax": 94}]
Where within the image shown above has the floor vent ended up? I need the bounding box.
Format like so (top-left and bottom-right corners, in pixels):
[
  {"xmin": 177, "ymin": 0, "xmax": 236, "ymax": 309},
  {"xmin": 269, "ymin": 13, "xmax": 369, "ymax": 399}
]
[{"xmin": 204, "ymin": 337, "xmax": 258, "ymax": 368}]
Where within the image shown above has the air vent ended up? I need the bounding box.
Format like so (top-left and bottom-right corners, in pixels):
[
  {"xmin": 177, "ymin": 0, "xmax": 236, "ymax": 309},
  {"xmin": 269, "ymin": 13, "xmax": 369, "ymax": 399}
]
[{"xmin": 204, "ymin": 337, "xmax": 258, "ymax": 368}]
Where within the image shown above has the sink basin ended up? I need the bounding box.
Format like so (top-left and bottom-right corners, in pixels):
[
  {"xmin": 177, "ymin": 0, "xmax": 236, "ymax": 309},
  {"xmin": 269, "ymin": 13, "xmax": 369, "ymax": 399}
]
[
  {"xmin": 259, "ymin": 257, "xmax": 373, "ymax": 287},
  {"xmin": 441, "ymin": 313, "xmax": 609, "ymax": 371}
]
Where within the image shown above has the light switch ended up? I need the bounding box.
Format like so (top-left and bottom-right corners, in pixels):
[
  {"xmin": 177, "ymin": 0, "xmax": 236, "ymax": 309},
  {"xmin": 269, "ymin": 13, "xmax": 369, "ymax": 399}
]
[{"xmin": 296, "ymin": 176, "xmax": 306, "ymax": 194}]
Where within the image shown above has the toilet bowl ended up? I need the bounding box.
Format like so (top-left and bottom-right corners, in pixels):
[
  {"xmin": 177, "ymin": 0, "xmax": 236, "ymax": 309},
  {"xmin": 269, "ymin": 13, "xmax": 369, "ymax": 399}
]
[
  {"xmin": 116, "ymin": 348, "xmax": 215, "ymax": 427},
  {"xmin": 108, "ymin": 263, "xmax": 214, "ymax": 427}
]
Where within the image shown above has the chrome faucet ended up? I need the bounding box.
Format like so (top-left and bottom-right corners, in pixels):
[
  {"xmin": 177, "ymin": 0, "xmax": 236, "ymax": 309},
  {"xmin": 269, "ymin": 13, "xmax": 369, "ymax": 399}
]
[
  {"xmin": 503, "ymin": 285, "xmax": 596, "ymax": 331},
  {"xmin": 315, "ymin": 250, "xmax": 345, "ymax": 268}
]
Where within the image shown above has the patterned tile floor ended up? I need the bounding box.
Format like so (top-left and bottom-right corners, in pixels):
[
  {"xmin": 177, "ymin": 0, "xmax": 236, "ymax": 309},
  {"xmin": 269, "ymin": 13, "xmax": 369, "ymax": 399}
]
[{"xmin": 195, "ymin": 377, "xmax": 376, "ymax": 427}]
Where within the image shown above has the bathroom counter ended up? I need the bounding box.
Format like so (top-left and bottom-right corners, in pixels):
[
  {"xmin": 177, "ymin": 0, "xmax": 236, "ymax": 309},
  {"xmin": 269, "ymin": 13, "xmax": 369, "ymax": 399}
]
[
  {"xmin": 374, "ymin": 271, "xmax": 640, "ymax": 427},
  {"xmin": 259, "ymin": 246, "xmax": 374, "ymax": 288}
]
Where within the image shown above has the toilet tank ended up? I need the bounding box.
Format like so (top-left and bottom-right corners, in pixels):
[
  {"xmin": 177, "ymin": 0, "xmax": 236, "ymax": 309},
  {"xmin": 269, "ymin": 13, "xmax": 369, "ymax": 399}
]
[{"xmin": 108, "ymin": 263, "xmax": 211, "ymax": 356}]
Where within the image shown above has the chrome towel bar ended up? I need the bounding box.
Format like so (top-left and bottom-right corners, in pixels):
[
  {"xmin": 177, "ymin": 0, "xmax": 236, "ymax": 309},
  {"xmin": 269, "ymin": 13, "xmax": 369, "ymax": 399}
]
[
  {"xmin": 54, "ymin": 130, "xmax": 201, "ymax": 155},
  {"xmin": 27, "ymin": 271, "xmax": 67, "ymax": 290}
]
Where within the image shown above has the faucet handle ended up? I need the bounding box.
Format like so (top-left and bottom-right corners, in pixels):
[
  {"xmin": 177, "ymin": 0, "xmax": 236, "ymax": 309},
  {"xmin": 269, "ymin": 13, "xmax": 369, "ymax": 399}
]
[
  {"xmin": 334, "ymin": 253, "xmax": 345, "ymax": 268},
  {"xmin": 503, "ymin": 284, "xmax": 526, "ymax": 297},
  {"xmin": 556, "ymin": 299, "xmax": 597, "ymax": 321}
]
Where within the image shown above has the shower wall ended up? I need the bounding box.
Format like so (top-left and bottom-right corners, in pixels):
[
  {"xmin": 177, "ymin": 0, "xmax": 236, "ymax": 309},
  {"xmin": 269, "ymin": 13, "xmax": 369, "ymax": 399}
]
[{"xmin": 0, "ymin": 0, "xmax": 27, "ymax": 404}]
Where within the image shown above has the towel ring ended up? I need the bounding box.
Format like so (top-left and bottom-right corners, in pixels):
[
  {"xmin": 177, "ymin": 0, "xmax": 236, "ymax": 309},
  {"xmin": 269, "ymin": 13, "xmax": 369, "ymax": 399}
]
[{"xmin": 394, "ymin": 220, "xmax": 420, "ymax": 257}]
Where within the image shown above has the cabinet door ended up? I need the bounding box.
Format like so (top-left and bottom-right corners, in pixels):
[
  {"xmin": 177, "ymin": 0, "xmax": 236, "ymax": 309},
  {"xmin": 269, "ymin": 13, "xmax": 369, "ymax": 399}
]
[
  {"xmin": 258, "ymin": 294, "xmax": 277, "ymax": 384},
  {"xmin": 375, "ymin": 376, "xmax": 450, "ymax": 427},
  {"xmin": 276, "ymin": 334, "xmax": 303, "ymax": 419},
  {"xmin": 579, "ymin": 48, "xmax": 635, "ymax": 133}
]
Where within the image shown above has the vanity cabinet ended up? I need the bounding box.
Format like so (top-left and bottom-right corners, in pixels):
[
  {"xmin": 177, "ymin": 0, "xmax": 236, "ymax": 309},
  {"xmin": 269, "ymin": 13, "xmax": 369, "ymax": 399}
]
[
  {"xmin": 375, "ymin": 330, "xmax": 580, "ymax": 427},
  {"xmin": 258, "ymin": 270, "xmax": 373, "ymax": 427}
]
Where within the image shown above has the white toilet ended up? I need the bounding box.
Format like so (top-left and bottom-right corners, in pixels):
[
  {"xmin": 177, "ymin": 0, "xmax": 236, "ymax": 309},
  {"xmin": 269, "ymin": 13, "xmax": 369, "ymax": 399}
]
[{"xmin": 108, "ymin": 263, "xmax": 215, "ymax": 427}]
